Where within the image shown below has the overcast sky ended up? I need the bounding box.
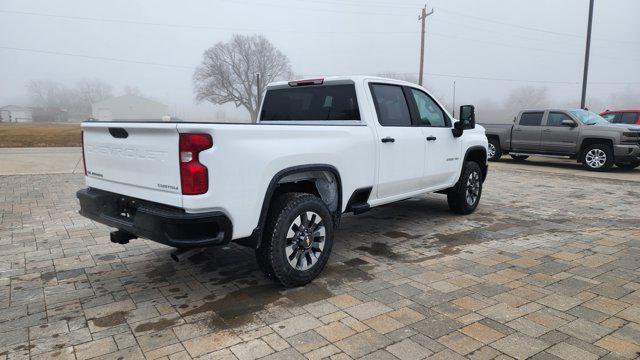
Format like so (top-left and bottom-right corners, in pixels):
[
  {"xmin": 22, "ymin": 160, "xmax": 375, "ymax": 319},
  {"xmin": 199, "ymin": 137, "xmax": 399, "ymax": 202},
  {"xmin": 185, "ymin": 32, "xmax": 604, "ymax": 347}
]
[{"xmin": 1, "ymin": 0, "xmax": 639, "ymax": 120}]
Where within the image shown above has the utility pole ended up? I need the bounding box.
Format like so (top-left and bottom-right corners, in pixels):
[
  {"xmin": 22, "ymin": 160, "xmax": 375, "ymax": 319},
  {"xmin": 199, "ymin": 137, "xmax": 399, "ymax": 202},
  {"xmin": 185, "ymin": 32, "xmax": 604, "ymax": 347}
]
[
  {"xmin": 580, "ymin": 0, "xmax": 595, "ymax": 109},
  {"xmin": 418, "ymin": 5, "xmax": 434, "ymax": 86}
]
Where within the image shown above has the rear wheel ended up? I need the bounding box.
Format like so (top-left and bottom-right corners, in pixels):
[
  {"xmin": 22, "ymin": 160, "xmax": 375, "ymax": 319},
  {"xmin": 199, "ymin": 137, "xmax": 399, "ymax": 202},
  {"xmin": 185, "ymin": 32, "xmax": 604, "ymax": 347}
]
[
  {"xmin": 616, "ymin": 161, "xmax": 640, "ymax": 170},
  {"xmin": 487, "ymin": 138, "xmax": 502, "ymax": 161},
  {"xmin": 447, "ymin": 161, "xmax": 483, "ymax": 215},
  {"xmin": 581, "ymin": 144, "xmax": 614, "ymax": 171},
  {"xmin": 255, "ymin": 193, "xmax": 334, "ymax": 287},
  {"xmin": 510, "ymin": 155, "xmax": 529, "ymax": 161}
]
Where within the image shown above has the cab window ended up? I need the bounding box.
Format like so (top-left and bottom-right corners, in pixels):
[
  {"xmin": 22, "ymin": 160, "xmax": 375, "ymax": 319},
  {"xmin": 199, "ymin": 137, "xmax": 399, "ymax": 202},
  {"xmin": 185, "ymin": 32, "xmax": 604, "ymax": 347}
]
[
  {"xmin": 547, "ymin": 112, "xmax": 572, "ymax": 126},
  {"xmin": 370, "ymin": 84, "xmax": 412, "ymax": 127},
  {"xmin": 409, "ymin": 88, "xmax": 448, "ymax": 127},
  {"xmin": 519, "ymin": 112, "xmax": 544, "ymax": 126},
  {"xmin": 620, "ymin": 112, "xmax": 639, "ymax": 125}
]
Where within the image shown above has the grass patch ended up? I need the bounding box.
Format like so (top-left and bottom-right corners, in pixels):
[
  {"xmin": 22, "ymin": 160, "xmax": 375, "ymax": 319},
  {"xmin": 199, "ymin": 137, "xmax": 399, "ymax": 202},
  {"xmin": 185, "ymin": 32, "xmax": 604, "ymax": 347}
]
[{"xmin": 0, "ymin": 123, "xmax": 82, "ymax": 147}]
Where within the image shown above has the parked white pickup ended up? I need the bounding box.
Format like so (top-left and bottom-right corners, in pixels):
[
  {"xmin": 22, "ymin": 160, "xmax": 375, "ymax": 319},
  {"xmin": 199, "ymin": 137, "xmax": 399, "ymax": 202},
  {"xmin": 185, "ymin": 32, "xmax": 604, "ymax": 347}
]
[{"xmin": 77, "ymin": 76, "xmax": 488, "ymax": 286}]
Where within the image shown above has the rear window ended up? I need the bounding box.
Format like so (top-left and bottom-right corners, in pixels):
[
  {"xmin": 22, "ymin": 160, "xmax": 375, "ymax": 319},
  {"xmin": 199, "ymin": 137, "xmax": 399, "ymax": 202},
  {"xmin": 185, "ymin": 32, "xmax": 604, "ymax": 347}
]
[
  {"xmin": 260, "ymin": 84, "xmax": 360, "ymax": 121},
  {"xmin": 519, "ymin": 112, "xmax": 544, "ymax": 126}
]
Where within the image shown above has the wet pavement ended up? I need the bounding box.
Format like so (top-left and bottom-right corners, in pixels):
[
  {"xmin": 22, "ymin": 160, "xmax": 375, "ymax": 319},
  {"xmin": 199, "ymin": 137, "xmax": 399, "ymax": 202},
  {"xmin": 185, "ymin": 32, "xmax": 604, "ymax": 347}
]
[{"xmin": 1, "ymin": 165, "xmax": 639, "ymax": 359}]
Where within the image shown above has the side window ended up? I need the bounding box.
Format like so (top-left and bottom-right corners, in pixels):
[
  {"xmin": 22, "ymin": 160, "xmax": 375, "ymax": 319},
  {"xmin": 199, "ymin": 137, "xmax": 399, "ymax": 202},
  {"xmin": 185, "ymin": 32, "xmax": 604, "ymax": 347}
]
[
  {"xmin": 370, "ymin": 84, "xmax": 412, "ymax": 126},
  {"xmin": 519, "ymin": 112, "xmax": 544, "ymax": 126},
  {"xmin": 620, "ymin": 112, "xmax": 639, "ymax": 125},
  {"xmin": 547, "ymin": 112, "xmax": 572, "ymax": 126},
  {"xmin": 601, "ymin": 113, "xmax": 616, "ymax": 123},
  {"xmin": 410, "ymin": 88, "xmax": 447, "ymax": 127}
]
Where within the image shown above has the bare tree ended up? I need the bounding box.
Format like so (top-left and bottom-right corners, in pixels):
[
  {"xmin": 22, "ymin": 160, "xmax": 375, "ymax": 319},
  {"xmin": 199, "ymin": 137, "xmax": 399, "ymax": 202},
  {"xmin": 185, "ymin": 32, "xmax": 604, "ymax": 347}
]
[
  {"xmin": 123, "ymin": 85, "xmax": 142, "ymax": 96},
  {"xmin": 193, "ymin": 34, "xmax": 293, "ymax": 122},
  {"xmin": 505, "ymin": 86, "xmax": 549, "ymax": 115},
  {"xmin": 26, "ymin": 79, "xmax": 70, "ymax": 109},
  {"xmin": 378, "ymin": 72, "xmax": 419, "ymax": 85},
  {"xmin": 74, "ymin": 78, "xmax": 113, "ymax": 114}
]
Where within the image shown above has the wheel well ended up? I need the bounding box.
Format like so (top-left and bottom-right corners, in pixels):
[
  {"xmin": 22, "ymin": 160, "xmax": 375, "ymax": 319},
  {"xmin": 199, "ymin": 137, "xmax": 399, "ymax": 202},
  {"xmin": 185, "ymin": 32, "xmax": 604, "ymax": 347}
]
[
  {"xmin": 272, "ymin": 170, "xmax": 339, "ymax": 214},
  {"xmin": 239, "ymin": 165, "xmax": 342, "ymax": 249},
  {"xmin": 465, "ymin": 147, "xmax": 488, "ymax": 180},
  {"xmin": 486, "ymin": 134, "xmax": 499, "ymax": 142},
  {"xmin": 579, "ymin": 138, "xmax": 613, "ymax": 159}
]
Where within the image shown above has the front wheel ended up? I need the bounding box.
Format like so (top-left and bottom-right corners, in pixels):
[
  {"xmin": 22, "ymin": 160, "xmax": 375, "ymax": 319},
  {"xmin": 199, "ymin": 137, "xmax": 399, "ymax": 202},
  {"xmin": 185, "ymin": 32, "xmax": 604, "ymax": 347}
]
[
  {"xmin": 256, "ymin": 193, "xmax": 334, "ymax": 287},
  {"xmin": 581, "ymin": 144, "xmax": 614, "ymax": 171},
  {"xmin": 447, "ymin": 161, "xmax": 483, "ymax": 215},
  {"xmin": 616, "ymin": 161, "xmax": 640, "ymax": 170},
  {"xmin": 487, "ymin": 138, "xmax": 502, "ymax": 161}
]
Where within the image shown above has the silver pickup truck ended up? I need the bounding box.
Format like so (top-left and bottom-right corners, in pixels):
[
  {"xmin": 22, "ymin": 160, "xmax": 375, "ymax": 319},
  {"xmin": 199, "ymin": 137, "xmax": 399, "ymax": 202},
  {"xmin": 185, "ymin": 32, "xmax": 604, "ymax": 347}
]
[{"xmin": 483, "ymin": 109, "xmax": 640, "ymax": 171}]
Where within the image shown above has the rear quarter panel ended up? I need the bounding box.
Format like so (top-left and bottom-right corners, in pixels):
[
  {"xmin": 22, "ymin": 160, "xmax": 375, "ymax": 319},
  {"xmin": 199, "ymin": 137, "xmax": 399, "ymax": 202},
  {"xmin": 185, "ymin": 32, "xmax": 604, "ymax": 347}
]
[
  {"xmin": 176, "ymin": 123, "xmax": 376, "ymax": 239},
  {"xmin": 482, "ymin": 123, "xmax": 512, "ymax": 150}
]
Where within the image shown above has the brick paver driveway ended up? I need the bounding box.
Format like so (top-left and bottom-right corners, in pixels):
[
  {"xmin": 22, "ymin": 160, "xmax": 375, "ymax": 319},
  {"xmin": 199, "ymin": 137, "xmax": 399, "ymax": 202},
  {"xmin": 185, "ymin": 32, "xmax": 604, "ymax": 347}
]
[{"xmin": 1, "ymin": 166, "xmax": 639, "ymax": 359}]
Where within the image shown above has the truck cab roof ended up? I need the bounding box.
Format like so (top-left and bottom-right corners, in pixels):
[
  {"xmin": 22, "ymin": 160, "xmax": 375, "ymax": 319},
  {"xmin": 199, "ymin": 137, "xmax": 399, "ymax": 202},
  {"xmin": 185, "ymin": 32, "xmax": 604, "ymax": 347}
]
[{"xmin": 267, "ymin": 76, "xmax": 418, "ymax": 89}]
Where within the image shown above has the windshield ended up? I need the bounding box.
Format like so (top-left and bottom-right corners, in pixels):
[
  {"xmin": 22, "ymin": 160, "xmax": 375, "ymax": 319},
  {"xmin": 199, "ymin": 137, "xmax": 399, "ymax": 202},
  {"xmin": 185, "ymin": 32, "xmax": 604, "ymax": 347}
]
[{"xmin": 568, "ymin": 110, "xmax": 609, "ymax": 125}]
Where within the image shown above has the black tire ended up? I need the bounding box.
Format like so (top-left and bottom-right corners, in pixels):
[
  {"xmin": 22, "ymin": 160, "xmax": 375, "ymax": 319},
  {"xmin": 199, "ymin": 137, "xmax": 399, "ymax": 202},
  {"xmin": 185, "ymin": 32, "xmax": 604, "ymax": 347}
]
[
  {"xmin": 581, "ymin": 144, "xmax": 614, "ymax": 171},
  {"xmin": 447, "ymin": 161, "xmax": 483, "ymax": 215},
  {"xmin": 255, "ymin": 192, "xmax": 334, "ymax": 288},
  {"xmin": 487, "ymin": 138, "xmax": 502, "ymax": 161},
  {"xmin": 510, "ymin": 155, "xmax": 529, "ymax": 161},
  {"xmin": 616, "ymin": 162, "xmax": 640, "ymax": 170}
]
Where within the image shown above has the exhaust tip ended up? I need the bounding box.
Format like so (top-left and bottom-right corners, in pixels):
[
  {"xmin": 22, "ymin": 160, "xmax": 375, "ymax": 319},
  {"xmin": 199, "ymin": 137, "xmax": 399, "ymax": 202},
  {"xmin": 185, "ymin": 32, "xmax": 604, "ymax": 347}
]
[{"xmin": 170, "ymin": 247, "xmax": 206, "ymax": 262}]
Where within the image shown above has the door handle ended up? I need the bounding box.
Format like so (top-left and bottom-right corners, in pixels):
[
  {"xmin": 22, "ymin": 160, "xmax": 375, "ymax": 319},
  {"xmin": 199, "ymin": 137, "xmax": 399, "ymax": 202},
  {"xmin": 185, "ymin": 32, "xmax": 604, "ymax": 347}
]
[
  {"xmin": 513, "ymin": 128, "xmax": 522, "ymax": 132},
  {"xmin": 426, "ymin": 136, "xmax": 437, "ymax": 141},
  {"xmin": 543, "ymin": 129, "xmax": 552, "ymax": 132},
  {"xmin": 381, "ymin": 137, "xmax": 395, "ymax": 143}
]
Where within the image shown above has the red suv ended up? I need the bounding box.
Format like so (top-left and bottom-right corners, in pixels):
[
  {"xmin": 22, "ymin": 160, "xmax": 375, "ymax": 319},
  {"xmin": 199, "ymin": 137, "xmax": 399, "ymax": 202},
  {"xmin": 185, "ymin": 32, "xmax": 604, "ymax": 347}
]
[{"xmin": 600, "ymin": 110, "xmax": 640, "ymax": 125}]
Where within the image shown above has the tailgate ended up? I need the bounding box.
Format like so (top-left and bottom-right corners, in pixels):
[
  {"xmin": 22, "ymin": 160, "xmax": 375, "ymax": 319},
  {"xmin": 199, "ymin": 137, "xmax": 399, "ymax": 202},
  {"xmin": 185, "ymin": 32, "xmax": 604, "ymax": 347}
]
[{"xmin": 82, "ymin": 122, "xmax": 182, "ymax": 207}]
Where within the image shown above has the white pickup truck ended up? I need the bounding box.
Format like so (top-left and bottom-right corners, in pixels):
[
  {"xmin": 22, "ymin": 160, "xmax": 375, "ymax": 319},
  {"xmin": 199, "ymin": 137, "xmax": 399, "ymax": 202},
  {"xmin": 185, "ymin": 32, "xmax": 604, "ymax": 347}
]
[{"xmin": 77, "ymin": 76, "xmax": 488, "ymax": 287}]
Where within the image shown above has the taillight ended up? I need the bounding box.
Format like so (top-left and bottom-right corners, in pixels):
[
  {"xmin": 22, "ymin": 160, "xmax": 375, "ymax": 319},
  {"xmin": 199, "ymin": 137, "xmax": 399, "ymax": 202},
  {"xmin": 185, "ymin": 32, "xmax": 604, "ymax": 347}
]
[
  {"xmin": 179, "ymin": 133, "xmax": 213, "ymax": 195},
  {"xmin": 81, "ymin": 130, "xmax": 87, "ymax": 176}
]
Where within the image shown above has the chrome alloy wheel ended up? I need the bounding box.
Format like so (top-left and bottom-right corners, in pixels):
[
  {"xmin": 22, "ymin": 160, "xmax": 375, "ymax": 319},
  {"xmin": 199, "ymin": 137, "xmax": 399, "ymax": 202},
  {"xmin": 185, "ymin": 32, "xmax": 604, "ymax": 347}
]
[
  {"xmin": 465, "ymin": 171, "xmax": 481, "ymax": 206},
  {"xmin": 488, "ymin": 143, "xmax": 496, "ymax": 159},
  {"xmin": 585, "ymin": 148, "xmax": 607, "ymax": 169},
  {"xmin": 285, "ymin": 211, "xmax": 326, "ymax": 271}
]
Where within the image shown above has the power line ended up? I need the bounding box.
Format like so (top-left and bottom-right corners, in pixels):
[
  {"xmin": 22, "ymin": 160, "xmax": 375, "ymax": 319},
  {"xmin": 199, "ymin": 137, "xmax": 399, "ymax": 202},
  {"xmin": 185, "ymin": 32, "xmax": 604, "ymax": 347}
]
[
  {"xmin": 436, "ymin": 8, "xmax": 640, "ymax": 46},
  {"xmin": 2, "ymin": 9, "xmax": 639, "ymax": 63},
  {"xmin": 1, "ymin": 46, "xmax": 637, "ymax": 86},
  {"xmin": 0, "ymin": 9, "xmax": 416, "ymax": 34},
  {"xmin": 0, "ymin": 45, "xmax": 195, "ymax": 70}
]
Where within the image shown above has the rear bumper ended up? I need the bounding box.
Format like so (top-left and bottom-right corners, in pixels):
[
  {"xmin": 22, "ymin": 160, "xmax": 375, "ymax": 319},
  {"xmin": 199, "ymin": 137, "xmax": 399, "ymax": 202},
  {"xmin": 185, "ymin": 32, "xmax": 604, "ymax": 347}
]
[
  {"xmin": 77, "ymin": 188, "xmax": 232, "ymax": 248},
  {"xmin": 614, "ymin": 144, "xmax": 640, "ymax": 163}
]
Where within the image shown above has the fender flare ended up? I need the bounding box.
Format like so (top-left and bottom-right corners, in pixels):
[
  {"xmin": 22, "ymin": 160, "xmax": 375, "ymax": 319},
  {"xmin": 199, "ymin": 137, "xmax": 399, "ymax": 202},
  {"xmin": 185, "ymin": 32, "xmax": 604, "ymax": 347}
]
[
  {"xmin": 241, "ymin": 164, "xmax": 343, "ymax": 249},
  {"xmin": 463, "ymin": 145, "xmax": 488, "ymax": 181}
]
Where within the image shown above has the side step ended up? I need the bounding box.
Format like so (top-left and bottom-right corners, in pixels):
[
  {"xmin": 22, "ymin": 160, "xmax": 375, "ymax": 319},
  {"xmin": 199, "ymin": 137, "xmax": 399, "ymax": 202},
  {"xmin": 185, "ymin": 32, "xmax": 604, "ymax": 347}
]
[{"xmin": 350, "ymin": 203, "xmax": 370, "ymax": 215}]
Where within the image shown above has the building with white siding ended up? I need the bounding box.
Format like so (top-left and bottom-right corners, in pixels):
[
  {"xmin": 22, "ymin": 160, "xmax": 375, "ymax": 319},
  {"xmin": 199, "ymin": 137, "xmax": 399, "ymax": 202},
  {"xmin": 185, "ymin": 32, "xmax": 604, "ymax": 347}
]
[
  {"xmin": 0, "ymin": 105, "xmax": 33, "ymax": 122},
  {"xmin": 91, "ymin": 95, "xmax": 169, "ymax": 121}
]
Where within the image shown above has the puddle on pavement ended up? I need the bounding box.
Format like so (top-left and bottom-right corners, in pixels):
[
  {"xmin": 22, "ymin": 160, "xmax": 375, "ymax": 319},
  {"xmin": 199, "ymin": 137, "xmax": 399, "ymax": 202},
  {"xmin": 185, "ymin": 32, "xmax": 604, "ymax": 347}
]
[
  {"xmin": 145, "ymin": 263, "xmax": 177, "ymax": 283},
  {"xmin": 134, "ymin": 317, "xmax": 180, "ymax": 333},
  {"xmin": 383, "ymin": 231, "xmax": 422, "ymax": 239},
  {"xmin": 177, "ymin": 282, "xmax": 333, "ymax": 329},
  {"xmin": 90, "ymin": 310, "xmax": 128, "ymax": 328},
  {"xmin": 355, "ymin": 242, "xmax": 430, "ymax": 264}
]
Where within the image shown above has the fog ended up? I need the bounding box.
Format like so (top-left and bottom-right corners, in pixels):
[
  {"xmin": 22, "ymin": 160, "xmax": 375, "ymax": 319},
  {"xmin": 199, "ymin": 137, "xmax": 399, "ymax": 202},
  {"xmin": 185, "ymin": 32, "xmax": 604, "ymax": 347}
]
[{"xmin": 1, "ymin": 0, "xmax": 639, "ymax": 122}]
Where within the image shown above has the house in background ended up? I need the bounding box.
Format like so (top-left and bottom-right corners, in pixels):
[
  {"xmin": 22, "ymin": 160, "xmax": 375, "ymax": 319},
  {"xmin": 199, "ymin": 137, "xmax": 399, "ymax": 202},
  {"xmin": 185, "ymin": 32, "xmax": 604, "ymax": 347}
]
[
  {"xmin": 0, "ymin": 105, "xmax": 33, "ymax": 122},
  {"xmin": 92, "ymin": 94, "xmax": 169, "ymax": 121}
]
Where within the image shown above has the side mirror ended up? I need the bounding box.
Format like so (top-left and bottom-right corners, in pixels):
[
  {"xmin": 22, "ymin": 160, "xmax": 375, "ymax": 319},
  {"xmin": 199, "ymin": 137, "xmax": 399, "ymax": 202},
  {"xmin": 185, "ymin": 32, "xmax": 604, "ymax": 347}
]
[
  {"xmin": 561, "ymin": 119, "xmax": 577, "ymax": 127},
  {"xmin": 459, "ymin": 105, "xmax": 476, "ymax": 130},
  {"xmin": 453, "ymin": 105, "xmax": 475, "ymax": 138}
]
